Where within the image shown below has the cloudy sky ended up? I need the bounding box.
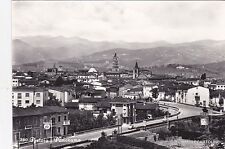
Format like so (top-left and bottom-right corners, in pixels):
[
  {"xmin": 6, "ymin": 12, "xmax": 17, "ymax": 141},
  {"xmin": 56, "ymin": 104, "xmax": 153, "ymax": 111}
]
[{"xmin": 12, "ymin": 1, "xmax": 225, "ymax": 43}]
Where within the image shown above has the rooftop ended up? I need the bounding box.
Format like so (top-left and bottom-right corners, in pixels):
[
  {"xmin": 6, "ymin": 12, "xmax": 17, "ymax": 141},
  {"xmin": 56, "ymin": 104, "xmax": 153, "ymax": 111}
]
[{"xmin": 13, "ymin": 106, "xmax": 68, "ymax": 117}]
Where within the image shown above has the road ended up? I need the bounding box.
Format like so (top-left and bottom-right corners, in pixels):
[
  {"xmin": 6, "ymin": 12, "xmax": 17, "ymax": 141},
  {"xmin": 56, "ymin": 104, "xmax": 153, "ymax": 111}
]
[{"xmin": 20, "ymin": 102, "xmax": 219, "ymax": 149}]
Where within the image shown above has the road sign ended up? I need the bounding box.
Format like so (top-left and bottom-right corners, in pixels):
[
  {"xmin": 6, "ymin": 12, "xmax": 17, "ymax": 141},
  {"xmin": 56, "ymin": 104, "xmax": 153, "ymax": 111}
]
[
  {"xmin": 44, "ymin": 123, "xmax": 51, "ymax": 130},
  {"xmin": 201, "ymin": 117, "xmax": 209, "ymax": 126}
]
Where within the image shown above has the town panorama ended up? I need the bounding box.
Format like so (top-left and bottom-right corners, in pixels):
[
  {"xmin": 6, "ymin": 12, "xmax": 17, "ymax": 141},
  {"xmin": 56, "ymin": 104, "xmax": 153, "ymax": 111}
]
[{"xmin": 11, "ymin": 1, "xmax": 225, "ymax": 149}]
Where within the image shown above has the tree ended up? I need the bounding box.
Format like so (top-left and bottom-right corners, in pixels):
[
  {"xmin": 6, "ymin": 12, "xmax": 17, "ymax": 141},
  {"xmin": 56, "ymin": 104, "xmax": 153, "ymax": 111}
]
[
  {"xmin": 54, "ymin": 76, "xmax": 64, "ymax": 86},
  {"xmin": 200, "ymin": 73, "xmax": 206, "ymax": 80},
  {"xmin": 45, "ymin": 99, "xmax": 61, "ymax": 106},
  {"xmin": 152, "ymin": 88, "xmax": 159, "ymax": 100}
]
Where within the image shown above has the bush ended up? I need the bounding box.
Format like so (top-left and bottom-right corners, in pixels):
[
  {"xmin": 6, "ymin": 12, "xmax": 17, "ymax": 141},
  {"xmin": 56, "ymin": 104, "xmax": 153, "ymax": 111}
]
[{"xmin": 117, "ymin": 136, "xmax": 169, "ymax": 149}]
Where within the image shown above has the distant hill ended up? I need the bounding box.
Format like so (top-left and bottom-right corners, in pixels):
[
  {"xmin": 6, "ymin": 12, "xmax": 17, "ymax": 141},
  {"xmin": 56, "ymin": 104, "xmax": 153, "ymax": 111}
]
[
  {"xmin": 83, "ymin": 40, "xmax": 225, "ymax": 68},
  {"xmin": 12, "ymin": 36, "xmax": 171, "ymax": 65}
]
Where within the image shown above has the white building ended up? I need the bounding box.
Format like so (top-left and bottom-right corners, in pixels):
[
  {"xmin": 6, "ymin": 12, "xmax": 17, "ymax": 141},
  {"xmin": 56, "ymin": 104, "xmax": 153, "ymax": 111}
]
[
  {"xmin": 12, "ymin": 87, "xmax": 48, "ymax": 108},
  {"xmin": 143, "ymin": 84, "xmax": 157, "ymax": 98},
  {"xmin": 12, "ymin": 78, "xmax": 20, "ymax": 87},
  {"xmin": 186, "ymin": 86, "xmax": 210, "ymax": 107},
  {"xmin": 48, "ymin": 87, "xmax": 74, "ymax": 106},
  {"xmin": 215, "ymin": 83, "xmax": 225, "ymax": 90}
]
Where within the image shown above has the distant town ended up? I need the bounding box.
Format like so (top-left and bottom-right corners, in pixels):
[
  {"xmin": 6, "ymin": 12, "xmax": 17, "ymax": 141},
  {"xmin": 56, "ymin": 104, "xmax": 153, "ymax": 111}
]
[{"xmin": 12, "ymin": 51, "xmax": 225, "ymax": 149}]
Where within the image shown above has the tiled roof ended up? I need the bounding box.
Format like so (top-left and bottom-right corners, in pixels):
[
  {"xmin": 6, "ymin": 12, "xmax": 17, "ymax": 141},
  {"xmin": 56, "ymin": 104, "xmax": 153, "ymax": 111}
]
[
  {"xmin": 12, "ymin": 87, "xmax": 47, "ymax": 92},
  {"xmin": 79, "ymin": 98, "xmax": 109, "ymax": 103},
  {"xmin": 13, "ymin": 106, "xmax": 68, "ymax": 117}
]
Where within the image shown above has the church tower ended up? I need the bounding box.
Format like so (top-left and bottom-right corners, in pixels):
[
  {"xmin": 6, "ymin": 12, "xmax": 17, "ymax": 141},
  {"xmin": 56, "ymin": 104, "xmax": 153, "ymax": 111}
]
[
  {"xmin": 133, "ymin": 61, "xmax": 139, "ymax": 79},
  {"xmin": 112, "ymin": 52, "xmax": 119, "ymax": 72}
]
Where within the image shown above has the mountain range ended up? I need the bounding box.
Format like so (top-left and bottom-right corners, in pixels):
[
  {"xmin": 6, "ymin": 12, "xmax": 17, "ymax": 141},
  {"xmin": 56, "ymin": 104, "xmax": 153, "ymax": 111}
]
[{"xmin": 12, "ymin": 36, "xmax": 225, "ymax": 69}]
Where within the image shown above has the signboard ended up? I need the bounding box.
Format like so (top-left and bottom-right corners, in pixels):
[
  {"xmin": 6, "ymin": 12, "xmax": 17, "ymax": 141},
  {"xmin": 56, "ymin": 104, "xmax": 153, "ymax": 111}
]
[
  {"xmin": 201, "ymin": 117, "xmax": 209, "ymax": 126},
  {"xmin": 43, "ymin": 122, "xmax": 51, "ymax": 130}
]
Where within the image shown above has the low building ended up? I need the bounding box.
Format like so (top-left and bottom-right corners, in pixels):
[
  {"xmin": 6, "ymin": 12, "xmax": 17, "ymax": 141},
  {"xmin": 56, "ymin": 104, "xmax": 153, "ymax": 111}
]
[
  {"xmin": 186, "ymin": 86, "xmax": 210, "ymax": 107},
  {"xmin": 78, "ymin": 98, "xmax": 108, "ymax": 111},
  {"xmin": 12, "ymin": 78, "xmax": 20, "ymax": 87},
  {"xmin": 13, "ymin": 106, "xmax": 70, "ymax": 145},
  {"xmin": 215, "ymin": 83, "xmax": 225, "ymax": 90},
  {"xmin": 48, "ymin": 87, "xmax": 75, "ymax": 106},
  {"xmin": 12, "ymin": 87, "xmax": 48, "ymax": 108},
  {"xmin": 136, "ymin": 102, "xmax": 159, "ymax": 121},
  {"xmin": 110, "ymin": 97, "xmax": 136, "ymax": 124}
]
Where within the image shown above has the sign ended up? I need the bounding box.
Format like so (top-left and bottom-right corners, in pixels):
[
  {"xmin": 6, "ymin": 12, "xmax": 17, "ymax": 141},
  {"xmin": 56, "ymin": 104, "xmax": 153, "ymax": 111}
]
[
  {"xmin": 201, "ymin": 117, "xmax": 209, "ymax": 126},
  {"xmin": 43, "ymin": 122, "xmax": 51, "ymax": 130}
]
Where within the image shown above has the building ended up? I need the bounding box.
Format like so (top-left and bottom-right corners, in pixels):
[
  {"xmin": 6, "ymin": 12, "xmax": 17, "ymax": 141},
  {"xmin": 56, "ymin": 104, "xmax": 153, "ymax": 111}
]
[
  {"xmin": 143, "ymin": 84, "xmax": 157, "ymax": 99},
  {"xmin": 175, "ymin": 84, "xmax": 193, "ymax": 104},
  {"xmin": 13, "ymin": 106, "xmax": 70, "ymax": 145},
  {"xmin": 215, "ymin": 83, "xmax": 225, "ymax": 90},
  {"xmin": 186, "ymin": 86, "xmax": 210, "ymax": 107},
  {"xmin": 110, "ymin": 97, "xmax": 136, "ymax": 124},
  {"xmin": 12, "ymin": 87, "xmax": 48, "ymax": 108},
  {"xmin": 112, "ymin": 52, "xmax": 119, "ymax": 72},
  {"xmin": 48, "ymin": 87, "xmax": 75, "ymax": 106},
  {"xmin": 133, "ymin": 61, "xmax": 139, "ymax": 79},
  {"xmin": 12, "ymin": 78, "xmax": 20, "ymax": 87},
  {"xmin": 135, "ymin": 102, "xmax": 159, "ymax": 121},
  {"xmin": 78, "ymin": 97, "xmax": 108, "ymax": 111}
]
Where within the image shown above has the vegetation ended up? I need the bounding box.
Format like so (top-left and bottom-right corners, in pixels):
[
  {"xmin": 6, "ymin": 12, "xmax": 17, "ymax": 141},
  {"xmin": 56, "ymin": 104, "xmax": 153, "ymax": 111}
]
[{"xmin": 68, "ymin": 110, "xmax": 116, "ymax": 133}]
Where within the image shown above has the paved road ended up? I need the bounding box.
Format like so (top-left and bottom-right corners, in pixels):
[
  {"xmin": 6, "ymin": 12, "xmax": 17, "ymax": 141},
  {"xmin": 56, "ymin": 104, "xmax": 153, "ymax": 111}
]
[{"xmin": 20, "ymin": 102, "xmax": 219, "ymax": 149}]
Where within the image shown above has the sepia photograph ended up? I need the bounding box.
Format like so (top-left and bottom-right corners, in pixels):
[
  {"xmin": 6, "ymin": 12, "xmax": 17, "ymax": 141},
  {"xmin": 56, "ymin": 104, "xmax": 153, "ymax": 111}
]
[{"xmin": 9, "ymin": 1, "xmax": 225, "ymax": 149}]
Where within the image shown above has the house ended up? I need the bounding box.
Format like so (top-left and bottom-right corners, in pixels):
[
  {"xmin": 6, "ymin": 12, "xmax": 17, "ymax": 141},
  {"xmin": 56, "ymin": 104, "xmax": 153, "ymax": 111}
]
[
  {"xmin": 94, "ymin": 101, "xmax": 111, "ymax": 118},
  {"xmin": 13, "ymin": 106, "xmax": 70, "ymax": 145},
  {"xmin": 176, "ymin": 78, "xmax": 200, "ymax": 86},
  {"xmin": 12, "ymin": 87, "xmax": 48, "ymax": 108},
  {"xmin": 210, "ymin": 90, "xmax": 225, "ymax": 111},
  {"xmin": 48, "ymin": 87, "xmax": 75, "ymax": 106},
  {"xmin": 143, "ymin": 84, "xmax": 157, "ymax": 98},
  {"xmin": 78, "ymin": 97, "xmax": 108, "ymax": 111},
  {"xmin": 135, "ymin": 102, "xmax": 159, "ymax": 121},
  {"xmin": 124, "ymin": 87, "xmax": 143, "ymax": 100},
  {"xmin": 215, "ymin": 83, "xmax": 225, "ymax": 90},
  {"xmin": 12, "ymin": 78, "xmax": 20, "ymax": 87},
  {"xmin": 186, "ymin": 86, "xmax": 210, "ymax": 107},
  {"xmin": 175, "ymin": 84, "xmax": 193, "ymax": 104},
  {"xmin": 110, "ymin": 97, "xmax": 136, "ymax": 124},
  {"xmin": 119, "ymin": 84, "xmax": 133, "ymax": 97},
  {"xmin": 106, "ymin": 86, "xmax": 119, "ymax": 98}
]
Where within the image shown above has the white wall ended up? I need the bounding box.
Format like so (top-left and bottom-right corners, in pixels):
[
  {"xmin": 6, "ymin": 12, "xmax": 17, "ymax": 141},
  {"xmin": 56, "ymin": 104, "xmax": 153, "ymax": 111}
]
[{"xmin": 186, "ymin": 86, "xmax": 210, "ymax": 107}]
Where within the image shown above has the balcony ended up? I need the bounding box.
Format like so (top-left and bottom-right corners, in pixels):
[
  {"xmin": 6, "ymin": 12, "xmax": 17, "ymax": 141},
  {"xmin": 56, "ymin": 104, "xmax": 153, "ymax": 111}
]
[{"xmin": 63, "ymin": 120, "xmax": 70, "ymax": 126}]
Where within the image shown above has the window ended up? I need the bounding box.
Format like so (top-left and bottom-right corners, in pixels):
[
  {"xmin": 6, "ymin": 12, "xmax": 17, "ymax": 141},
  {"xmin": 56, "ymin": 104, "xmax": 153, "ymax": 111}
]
[
  {"xmin": 25, "ymin": 93, "xmax": 29, "ymax": 97},
  {"xmin": 36, "ymin": 100, "xmax": 40, "ymax": 104},
  {"xmin": 58, "ymin": 116, "xmax": 61, "ymax": 122},
  {"xmin": 51, "ymin": 117, "xmax": 55, "ymax": 125},
  {"xmin": 18, "ymin": 100, "xmax": 22, "ymax": 106},
  {"xmin": 195, "ymin": 93, "xmax": 198, "ymax": 96},
  {"xmin": 36, "ymin": 93, "xmax": 40, "ymax": 97},
  {"xmin": 25, "ymin": 100, "xmax": 29, "ymax": 104},
  {"xmin": 58, "ymin": 127, "xmax": 61, "ymax": 133},
  {"xmin": 64, "ymin": 116, "xmax": 67, "ymax": 121},
  {"xmin": 12, "ymin": 93, "xmax": 14, "ymax": 99},
  {"xmin": 17, "ymin": 93, "xmax": 22, "ymax": 99}
]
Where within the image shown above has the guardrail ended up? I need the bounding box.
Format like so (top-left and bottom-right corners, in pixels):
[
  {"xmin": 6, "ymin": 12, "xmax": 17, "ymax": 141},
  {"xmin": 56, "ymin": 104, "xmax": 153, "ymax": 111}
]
[{"xmin": 74, "ymin": 124, "xmax": 120, "ymax": 135}]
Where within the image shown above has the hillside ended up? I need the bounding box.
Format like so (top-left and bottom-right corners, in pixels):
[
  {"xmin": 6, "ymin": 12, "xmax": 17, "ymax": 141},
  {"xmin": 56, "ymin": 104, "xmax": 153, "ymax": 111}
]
[
  {"xmin": 83, "ymin": 40, "xmax": 225, "ymax": 68},
  {"xmin": 12, "ymin": 36, "xmax": 171, "ymax": 65}
]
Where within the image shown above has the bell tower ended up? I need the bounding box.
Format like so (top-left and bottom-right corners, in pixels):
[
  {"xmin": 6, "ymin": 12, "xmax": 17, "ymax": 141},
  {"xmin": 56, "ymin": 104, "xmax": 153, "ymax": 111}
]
[
  {"xmin": 133, "ymin": 61, "xmax": 139, "ymax": 79},
  {"xmin": 112, "ymin": 52, "xmax": 119, "ymax": 72}
]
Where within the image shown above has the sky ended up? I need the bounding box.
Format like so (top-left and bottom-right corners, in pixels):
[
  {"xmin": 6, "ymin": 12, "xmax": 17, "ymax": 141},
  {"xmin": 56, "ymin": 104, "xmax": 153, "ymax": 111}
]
[{"xmin": 12, "ymin": 1, "xmax": 225, "ymax": 43}]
